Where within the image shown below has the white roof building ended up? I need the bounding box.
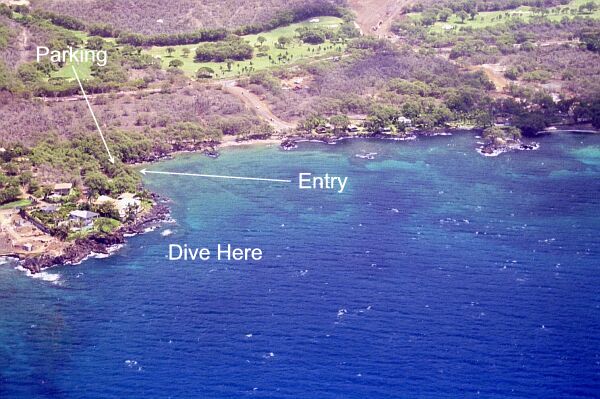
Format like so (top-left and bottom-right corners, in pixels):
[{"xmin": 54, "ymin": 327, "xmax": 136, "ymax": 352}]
[{"xmin": 69, "ymin": 210, "xmax": 99, "ymax": 220}]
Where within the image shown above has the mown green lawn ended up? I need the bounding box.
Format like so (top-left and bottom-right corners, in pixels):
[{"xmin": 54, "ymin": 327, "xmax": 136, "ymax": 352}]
[
  {"xmin": 50, "ymin": 31, "xmax": 116, "ymax": 80},
  {"xmin": 0, "ymin": 199, "xmax": 31, "ymax": 210},
  {"xmin": 410, "ymin": 0, "xmax": 600, "ymax": 34},
  {"xmin": 54, "ymin": 59, "xmax": 93, "ymax": 80},
  {"xmin": 142, "ymin": 17, "xmax": 346, "ymax": 78},
  {"xmin": 52, "ymin": 16, "xmax": 346, "ymax": 81},
  {"xmin": 145, "ymin": 16, "xmax": 346, "ymax": 78}
]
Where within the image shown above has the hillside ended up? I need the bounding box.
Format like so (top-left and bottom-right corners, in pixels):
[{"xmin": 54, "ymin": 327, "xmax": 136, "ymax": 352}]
[{"xmin": 32, "ymin": 0, "xmax": 347, "ymax": 34}]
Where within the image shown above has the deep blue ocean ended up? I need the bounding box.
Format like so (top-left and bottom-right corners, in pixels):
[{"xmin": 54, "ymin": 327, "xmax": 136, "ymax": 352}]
[{"xmin": 1, "ymin": 132, "xmax": 599, "ymax": 398}]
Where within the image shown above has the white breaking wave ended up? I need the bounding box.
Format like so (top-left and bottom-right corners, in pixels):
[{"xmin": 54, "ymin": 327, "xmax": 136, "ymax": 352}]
[
  {"xmin": 161, "ymin": 229, "xmax": 173, "ymax": 237},
  {"xmin": 0, "ymin": 256, "xmax": 18, "ymax": 265},
  {"xmin": 15, "ymin": 265, "xmax": 62, "ymax": 285}
]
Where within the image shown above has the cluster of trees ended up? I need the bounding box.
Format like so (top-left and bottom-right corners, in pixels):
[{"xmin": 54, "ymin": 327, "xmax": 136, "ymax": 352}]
[
  {"xmin": 5, "ymin": 35, "xmax": 159, "ymax": 97},
  {"xmin": 194, "ymin": 38, "xmax": 254, "ymax": 62},
  {"xmin": 0, "ymin": 173, "xmax": 21, "ymax": 204},
  {"xmin": 298, "ymin": 114, "xmax": 350, "ymax": 134},
  {"xmin": 296, "ymin": 26, "xmax": 329, "ymax": 44},
  {"xmin": 32, "ymin": 0, "xmax": 345, "ymax": 35},
  {"xmin": 25, "ymin": 0, "xmax": 347, "ymax": 47},
  {"xmin": 234, "ymin": 1, "xmax": 347, "ymax": 35},
  {"xmin": 160, "ymin": 122, "xmax": 222, "ymax": 143},
  {"xmin": 0, "ymin": 146, "xmax": 38, "ymax": 204},
  {"xmin": 405, "ymin": 0, "xmax": 570, "ymax": 15},
  {"xmin": 483, "ymin": 125, "xmax": 522, "ymax": 140},
  {"xmin": 574, "ymin": 98, "xmax": 600, "ymax": 128},
  {"xmin": 116, "ymin": 29, "xmax": 228, "ymax": 47},
  {"xmin": 30, "ymin": 9, "xmax": 86, "ymax": 31},
  {"xmin": 580, "ymin": 29, "xmax": 600, "ymax": 53},
  {"xmin": 28, "ymin": 134, "xmax": 141, "ymax": 196}
]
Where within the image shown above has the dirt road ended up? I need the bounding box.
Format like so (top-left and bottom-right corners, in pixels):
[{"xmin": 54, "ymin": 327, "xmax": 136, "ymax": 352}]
[
  {"xmin": 470, "ymin": 64, "xmax": 510, "ymax": 92},
  {"xmin": 222, "ymin": 80, "xmax": 296, "ymax": 132},
  {"xmin": 348, "ymin": 0, "xmax": 411, "ymax": 37}
]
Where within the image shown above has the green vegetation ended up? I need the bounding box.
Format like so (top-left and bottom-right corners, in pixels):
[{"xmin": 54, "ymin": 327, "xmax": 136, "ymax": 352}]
[
  {"xmin": 0, "ymin": 199, "xmax": 31, "ymax": 209},
  {"xmin": 194, "ymin": 37, "xmax": 254, "ymax": 62},
  {"xmin": 404, "ymin": 0, "xmax": 600, "ymax": 34},
  {"xmin": 147, "ymin": 17, "xmax": 351, "ymax": 78}
]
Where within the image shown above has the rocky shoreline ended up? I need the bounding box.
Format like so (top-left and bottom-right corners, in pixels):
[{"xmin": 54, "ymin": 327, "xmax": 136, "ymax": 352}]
[{"xmin": 20, "ymin": 194, "xmax": 170, "ymax": 274}]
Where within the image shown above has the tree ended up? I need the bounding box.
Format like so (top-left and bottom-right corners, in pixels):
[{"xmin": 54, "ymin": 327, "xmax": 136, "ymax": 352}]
[
  {"xmin": 87, "ymin": 37, "xmax": 105, "ymax": 50},
  {"xmin": 457, "ymin": 10, "xmax": 469, "ymax": 23},
  {"xmin": 95, "ymin": 201, "xmax": 119, "ymax": 219},
  {"xmin": 365, "ymin": 105, "xmax": 399, "ymax": 133},
  {"xmin": 515, "ymin": 112, "xmax": 547, "ymax": 136},
  {"xmin": 438, "ymin": 8, "xmax": 452, "ymax": 22},
  {"xmin": 196, "ymin": 66, "xmax": 215, "ymax": 79},
  {"xmin": 225, "ymin": 59, "xmax": 233, "ymax": 72},
  {"xmin": 330, "ymin": 114, "xmax": 350, "ymax": 134},
  {"xmin": 483, "ymin": 126, "xmax": 505, "ymax": 139},
  {"xmin": 182, "ymin": 48, "xmax": 191, "ymax": 58},
  {"xmin": 0, "ymin": 175, "xmax": 20, "ymax": 204},
  {"xmin": 297, "ymin": 27, "xmax": 327, "ymax": 44},
  {"xmin": 95, "ymin": 218, "xmax": 119, "ymax": 234},
  {"xmin": 580, "ymin": 30, "xmax": 600, "ymax": 53},
  {"xmin": 420, "ymin": 9, "xmax": 438, "ymax": 25},
  {"xmin": 166, "ymin": 47, "xmax": 175, "ymax": 57},
  {"xmin": 84, "ymin": 172, "xmax": 111, "ymax": 196},
  {"xmin": 168, "ymin": 59, "xmax": 184, "ymax": 68},
  {"xmin": 580, "ymin": 1, "xmax": 598, "ymax": 13},
  {"xmin": 257, "ymin": 36, "xmax": 266, "ymax": 46},
  {"xmin": 299, "ymin": 114, "xmax": 327, "ymax": 133},
  {"xmin": 277, "ymin": 36, "xmax": 290, "ymax": 48}
]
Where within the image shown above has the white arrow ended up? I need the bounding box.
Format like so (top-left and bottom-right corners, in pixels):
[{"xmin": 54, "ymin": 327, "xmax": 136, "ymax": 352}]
[
  {"xmin": 72, "ymin": 65, "xmax": 115, "ymax": 164},
  {"xmin": 139, "ymin": 169, "xmax": 292, "ymax": 183}
]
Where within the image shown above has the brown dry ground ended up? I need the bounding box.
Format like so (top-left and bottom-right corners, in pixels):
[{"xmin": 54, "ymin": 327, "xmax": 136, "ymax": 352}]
[{"xmin": 347, "ymin": 0, "xmax": 410, "ymax": 37}]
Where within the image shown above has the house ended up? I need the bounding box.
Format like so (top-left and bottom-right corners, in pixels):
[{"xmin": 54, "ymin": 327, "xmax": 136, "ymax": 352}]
[
  {"xmin": 69, "ymin": 210, "xmax": 99, "ymax": 228},
  {"xmin": 397, "ymin": 117, "xmax": 412, "ymax": 126},
  {"xmin": 116, "ymin": 193, "xmax": 141, "ymax": 220},
  {"xmin": 494, "ymin": 114, "xmax": 512, "ymax": 126},
  {"xmin": 39, "ymin": 205, "xmax": 60, "ymax": 214},
  {"xmin": 53, "ymin": 183, "xmax": 73, "ymax": 196},
  {"xmin": 95, "ymin": 193, "xmax": 141, "ymax": 220},
  {"xmin": 347, "ymin": 124, "xmax": 359, "ymax": 133},
  {"xmin": 95, "ymin": 195, "xmax": 113, "ymax": 205}
]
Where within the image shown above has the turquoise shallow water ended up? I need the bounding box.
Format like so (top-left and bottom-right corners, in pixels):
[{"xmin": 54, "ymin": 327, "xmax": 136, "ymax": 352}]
[{"xmin": 1, "ymin": 132, "xmax": 599, "ymax": 398}]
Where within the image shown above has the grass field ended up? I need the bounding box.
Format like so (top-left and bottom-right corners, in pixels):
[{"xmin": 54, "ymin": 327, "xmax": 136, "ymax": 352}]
[
  {"xmin": 50, "ymin": 32, "xmax": 115, "ymax": 80},
  {"xmin": 145, "ymin": 16, "xmax": 346, "ymax": 78},
  {"xmin": 410, "ymin": 0, "xmax": 600, "ymax": 34},
  {"xmin": 50, "ymin": 16, "xmax": 346, "ymax": 80},
  {"xmin": 0, "ymin": 199, "xmax": 31, "ymax": 210}
]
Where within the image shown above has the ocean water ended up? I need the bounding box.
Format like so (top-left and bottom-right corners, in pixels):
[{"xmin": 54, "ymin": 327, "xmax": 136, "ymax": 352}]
[{"xmin": 1, "ymin": 133, "xmax": 599, "ymax": 398}]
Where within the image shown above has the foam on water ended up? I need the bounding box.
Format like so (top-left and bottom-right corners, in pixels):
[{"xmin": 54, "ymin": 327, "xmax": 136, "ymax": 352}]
[{"xmin": 15, "ymin": 265, "xmax": 62, "ymax": 285}]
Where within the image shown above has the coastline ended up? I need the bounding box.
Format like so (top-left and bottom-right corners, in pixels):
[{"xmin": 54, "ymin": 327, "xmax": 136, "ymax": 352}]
[
  {"xmin": 8, "ymin": 125, "xmax": 598, "ymax": 275},
  {"xmin": 17, "ymin": 194, "xmax": 170, "ymax": 274}
]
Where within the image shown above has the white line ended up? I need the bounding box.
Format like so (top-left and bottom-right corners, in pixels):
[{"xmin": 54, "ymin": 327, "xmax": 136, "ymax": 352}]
[
  {"xmin": 140, "ymin": 169, "xmax": 292, "ymax": 183},
  {"xmin": 72, "ymin": 65, "xmax": 115, "ymax": 164}
]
